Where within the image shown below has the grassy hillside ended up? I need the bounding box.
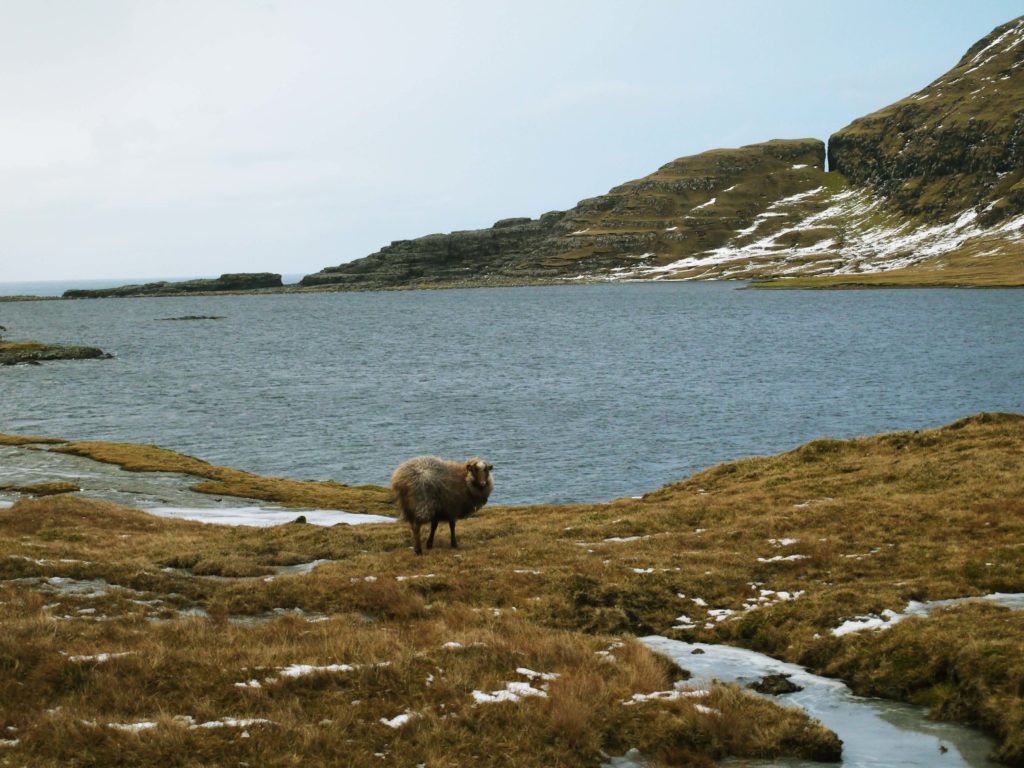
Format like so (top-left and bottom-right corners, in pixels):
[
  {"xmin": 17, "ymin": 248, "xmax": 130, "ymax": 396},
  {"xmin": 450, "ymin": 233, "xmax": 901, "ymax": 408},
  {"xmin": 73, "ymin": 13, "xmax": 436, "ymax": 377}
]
[
  {"xmin": 298, "ymin": 17, "xmax": 1024, "ymax": 290},
  {"xmin": 2, "ymin": 413, "xmax": 1023, "ymax": 765}
]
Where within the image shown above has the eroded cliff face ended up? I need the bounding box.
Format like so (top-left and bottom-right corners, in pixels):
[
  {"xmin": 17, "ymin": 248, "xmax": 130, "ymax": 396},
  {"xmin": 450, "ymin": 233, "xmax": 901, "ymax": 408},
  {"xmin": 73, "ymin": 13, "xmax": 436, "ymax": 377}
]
[
  {"xmin": 829, "ymin": 17, "xmax": 1024, "ymax": 225},
  {"xmin": 303, "ymin": 16, "xmax": 1024, "ymax": 288},
  {"xmin": 300, "ymin": 213, "xmax": 569, "ymax": 288}
]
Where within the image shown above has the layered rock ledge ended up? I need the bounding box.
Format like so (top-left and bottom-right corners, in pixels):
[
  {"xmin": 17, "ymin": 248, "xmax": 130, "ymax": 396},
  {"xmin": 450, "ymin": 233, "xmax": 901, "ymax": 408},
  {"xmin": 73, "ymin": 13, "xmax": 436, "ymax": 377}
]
[{"xmin": 63, "ymin": 273, "xmax": 283, "ymax": 299}]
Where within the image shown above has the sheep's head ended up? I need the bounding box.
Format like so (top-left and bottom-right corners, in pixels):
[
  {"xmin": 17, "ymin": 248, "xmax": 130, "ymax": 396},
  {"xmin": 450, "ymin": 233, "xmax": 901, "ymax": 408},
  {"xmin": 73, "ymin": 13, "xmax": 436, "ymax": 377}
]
[{"xmin": 465, "ymin": 458, "xmax": 494, "ymax": 493}]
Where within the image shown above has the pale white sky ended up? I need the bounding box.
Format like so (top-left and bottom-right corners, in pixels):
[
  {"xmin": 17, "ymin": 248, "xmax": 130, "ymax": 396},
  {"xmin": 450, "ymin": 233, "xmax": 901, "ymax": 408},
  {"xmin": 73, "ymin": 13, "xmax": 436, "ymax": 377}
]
[{"xmin": 1, "ymin": 1, "xmax": 1020, "ymax": 282}]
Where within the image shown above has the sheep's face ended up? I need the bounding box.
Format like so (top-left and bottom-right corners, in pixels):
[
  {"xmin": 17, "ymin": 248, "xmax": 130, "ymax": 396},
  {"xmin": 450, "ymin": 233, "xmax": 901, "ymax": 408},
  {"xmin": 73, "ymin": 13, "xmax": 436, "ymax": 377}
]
[{"xmin": 465, "ymin": 458, "xmax": 494, "ymax": 493}]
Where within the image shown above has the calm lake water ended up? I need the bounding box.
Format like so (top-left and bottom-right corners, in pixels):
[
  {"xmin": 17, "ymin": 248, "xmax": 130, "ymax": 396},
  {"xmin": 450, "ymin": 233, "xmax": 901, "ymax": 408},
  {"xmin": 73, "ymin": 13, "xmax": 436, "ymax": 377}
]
[{"xmin": 1, "ymin": 283, "xmax": 1022, "ymax": 505}]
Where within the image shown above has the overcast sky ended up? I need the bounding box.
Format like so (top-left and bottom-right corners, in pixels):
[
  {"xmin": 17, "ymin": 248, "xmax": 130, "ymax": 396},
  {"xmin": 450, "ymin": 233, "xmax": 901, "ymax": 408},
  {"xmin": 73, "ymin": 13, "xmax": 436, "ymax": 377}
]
[{"xmin": 1, "ymin": 1, "xmax": 1021, "ymax": 283}]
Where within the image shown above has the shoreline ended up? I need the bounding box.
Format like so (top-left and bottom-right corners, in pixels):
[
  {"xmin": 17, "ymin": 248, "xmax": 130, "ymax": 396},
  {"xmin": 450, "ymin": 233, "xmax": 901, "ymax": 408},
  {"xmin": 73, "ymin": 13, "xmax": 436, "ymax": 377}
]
[{"xmin": 5, "ymin": 273, "xmax": 1024, "ymax": 303}]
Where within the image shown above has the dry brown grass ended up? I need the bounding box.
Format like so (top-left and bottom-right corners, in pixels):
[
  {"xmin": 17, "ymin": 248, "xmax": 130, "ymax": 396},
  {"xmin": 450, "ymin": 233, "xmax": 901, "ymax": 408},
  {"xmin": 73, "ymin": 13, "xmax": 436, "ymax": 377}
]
[
  {"xmin": 0, "ymin": 481, "xmax": 79, "ymax": 496},
  {"xmin": 1, "ymin": 413, "xmax": 1023, "ymax": 764},
  {"xmin": 752, "ymin": 246, "xmax": 1024, "ymax": 288},
  {"xmin": 0, "ymin": 434, "xmax": 67, "ymax": 446}
]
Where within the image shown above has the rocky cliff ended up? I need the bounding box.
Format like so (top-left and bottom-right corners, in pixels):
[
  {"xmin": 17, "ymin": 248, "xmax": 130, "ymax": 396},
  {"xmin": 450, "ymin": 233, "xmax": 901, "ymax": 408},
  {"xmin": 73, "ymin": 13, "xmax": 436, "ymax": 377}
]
[
  {"xmin": 303, "ymin": 16, "xmax": 1024, "ymax": 288},
  {"xmin": 829, "ymin": 16, "xmax": 1024, "ymax": 225},
  {"xmin": 63, "ymin": 273, "xmax": 283, "ymax": 299}
]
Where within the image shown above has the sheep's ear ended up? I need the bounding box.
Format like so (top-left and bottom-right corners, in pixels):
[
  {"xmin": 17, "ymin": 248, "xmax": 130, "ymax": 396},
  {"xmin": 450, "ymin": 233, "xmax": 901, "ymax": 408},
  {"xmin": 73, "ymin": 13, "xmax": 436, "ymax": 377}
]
[{"xmin": 486, "ymin": 464, "xmax": 494, "ymax": 472}]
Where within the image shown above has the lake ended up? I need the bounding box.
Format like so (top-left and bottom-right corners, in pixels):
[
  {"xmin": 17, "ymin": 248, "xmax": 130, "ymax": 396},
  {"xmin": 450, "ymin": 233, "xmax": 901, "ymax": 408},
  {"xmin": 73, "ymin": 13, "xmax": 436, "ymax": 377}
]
[{"xmin": 1, "ymin": 282, "xmax": 1022, "ymax": 505}]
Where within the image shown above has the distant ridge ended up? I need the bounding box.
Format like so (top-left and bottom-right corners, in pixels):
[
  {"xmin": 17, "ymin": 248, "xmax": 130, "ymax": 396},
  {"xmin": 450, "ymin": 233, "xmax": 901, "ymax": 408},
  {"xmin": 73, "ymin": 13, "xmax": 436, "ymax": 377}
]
[
  {"xmin": 62, "ymin": 273, "xmax": 283, "ymax": 299},
  {"xmin": 303, "ymin": 16, "xmax": 1024, "ymax": 289}
]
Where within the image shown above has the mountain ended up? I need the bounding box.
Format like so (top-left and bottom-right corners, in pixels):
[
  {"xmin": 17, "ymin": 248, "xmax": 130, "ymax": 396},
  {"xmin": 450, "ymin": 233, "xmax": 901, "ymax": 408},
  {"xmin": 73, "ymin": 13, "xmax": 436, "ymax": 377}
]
[{"xmin": 303, "ymin": 17, "xmax": 1024, "ymax": 289}]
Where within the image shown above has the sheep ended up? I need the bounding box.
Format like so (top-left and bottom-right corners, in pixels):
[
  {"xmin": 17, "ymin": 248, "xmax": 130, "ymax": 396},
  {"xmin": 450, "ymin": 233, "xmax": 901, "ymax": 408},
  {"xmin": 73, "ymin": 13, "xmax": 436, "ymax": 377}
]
[{"xmin": 391, "ymin": 456, "xmax": 494, "ymax": 555}]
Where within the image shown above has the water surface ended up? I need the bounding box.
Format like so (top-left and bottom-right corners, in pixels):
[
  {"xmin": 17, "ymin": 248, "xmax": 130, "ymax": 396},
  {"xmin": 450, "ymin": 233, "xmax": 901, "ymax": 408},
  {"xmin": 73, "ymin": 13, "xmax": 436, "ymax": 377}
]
[
  {"xmin": 2, "ymin": 283, "xmax": 1022, "ymax": 504},
  {"xmin": 642, "ymin": 636, "xmax": 1000, "ymax": 768}
]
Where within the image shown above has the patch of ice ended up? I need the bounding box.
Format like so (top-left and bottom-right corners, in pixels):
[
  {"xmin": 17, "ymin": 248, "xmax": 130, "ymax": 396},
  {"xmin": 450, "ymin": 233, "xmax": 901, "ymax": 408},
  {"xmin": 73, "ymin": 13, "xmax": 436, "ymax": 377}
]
[
  {"xmin": 516, "ymin": 667, "xmax": 560, "ymax": 682},
  {"xmin": 269, "ymin": 559, "xmax": 333, "ymax": 577},
  {"xmin": 757, "ymin": 554, "xmax": 808, "ymax": 563},
  {"xmin": 67, "ymin": 651, "xmax": 132, "ymax": 663},
  {"xmin": 380, "ymin": 711, "xmax": 416, "ymax": 729},
  {"xmin": 277, "ymin": 662, "xmax": 362, "ymax": 678},
  {"xmin": 624, "ymin": 681, "xmax": 708, "ymax": 705},
  {"xmin": 831, "ymin": 593, "xmax": 1024, "ymax": 637},
  {"xmin": 472, "ymin": 681, "xmax": 548, "ymax": 704},
  {"xmin": 194, "ymin": 718, "xmax": 274, "ymax": 729},
  {"xmin": 144, "ymin": 506, "xmax": 395, "ymax": 527},
  {"xmin": 108, "ymin": 721, "xmax": 158, "ymax": 732},
  {"xmin": 253, "ymin": 660, "xmax": 389, "ymax": 685}
]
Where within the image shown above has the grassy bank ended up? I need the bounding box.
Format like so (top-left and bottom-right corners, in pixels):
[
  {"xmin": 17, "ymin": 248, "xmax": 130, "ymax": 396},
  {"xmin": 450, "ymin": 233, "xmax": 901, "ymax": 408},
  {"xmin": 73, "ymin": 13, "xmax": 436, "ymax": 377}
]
[{"xmin": 1, "ymin": 413, "xmax": 1023, "ymax": 765}]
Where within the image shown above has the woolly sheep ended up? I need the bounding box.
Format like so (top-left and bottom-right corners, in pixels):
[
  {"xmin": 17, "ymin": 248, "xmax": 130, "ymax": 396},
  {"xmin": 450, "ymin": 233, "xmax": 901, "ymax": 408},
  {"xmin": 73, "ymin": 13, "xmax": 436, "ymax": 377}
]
[{"xmin": 391, "ymin": 456, "xmax": 494, "ymax": 555}]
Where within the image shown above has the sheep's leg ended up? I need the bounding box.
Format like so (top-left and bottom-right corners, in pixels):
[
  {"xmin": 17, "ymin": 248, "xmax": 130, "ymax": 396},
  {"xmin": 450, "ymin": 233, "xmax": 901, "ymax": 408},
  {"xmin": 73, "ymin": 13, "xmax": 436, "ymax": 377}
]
[
  {"xmin": 449, "ymin": 520, "xmax": 458, "ymax": 549},
  {"xmin": 426, "ymin": 519, "xmax": 439, "ymax": 550},
  {"xmin": 410, "ymin": 521, "xmax": 423, "ymax": 555}
]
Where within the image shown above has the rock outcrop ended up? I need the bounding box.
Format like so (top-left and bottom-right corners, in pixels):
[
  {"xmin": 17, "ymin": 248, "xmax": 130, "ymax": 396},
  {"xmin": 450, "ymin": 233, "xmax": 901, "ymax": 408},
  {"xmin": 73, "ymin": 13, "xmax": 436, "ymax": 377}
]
[
  {"xmin": 300, "ymin": 213, "xmax": 569, "ymax": 288},
  {"xmin": 63, "ymin": 273, "xmax": 283, "ymax": 299},
  {"xmin": 0, "ymin": 341, "xmax": 109, "ymax": 365},
  {"xmin": 829, "ymin": 16, "xmax": 1024, "ymax": 225},
  {"xmin": 303, "ymin": 16, "xmax": 1024, "ymax": 288}
]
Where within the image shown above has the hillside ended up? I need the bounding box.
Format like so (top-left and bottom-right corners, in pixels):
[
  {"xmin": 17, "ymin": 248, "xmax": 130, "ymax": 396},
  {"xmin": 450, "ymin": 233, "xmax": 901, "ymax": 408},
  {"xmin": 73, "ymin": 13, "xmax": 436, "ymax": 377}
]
[
  {"xmin": 1, "ymin": 414, "xmax": 1023, "ymax": 765},
  {"xmin": 303, "ymin": 17, "xmax": 1024, "ymax": 289}
]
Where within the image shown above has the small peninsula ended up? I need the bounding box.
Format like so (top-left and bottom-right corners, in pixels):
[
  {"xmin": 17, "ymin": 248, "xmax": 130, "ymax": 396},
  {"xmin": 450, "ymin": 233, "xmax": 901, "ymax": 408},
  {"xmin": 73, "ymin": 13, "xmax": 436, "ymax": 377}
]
[
  {"xmin": 62, "ymin": 273, "xmax": 283, "ymax": 299},
  {"xmin": 0, "ymin": 339, "xmax": 109, "ymax": 365}
]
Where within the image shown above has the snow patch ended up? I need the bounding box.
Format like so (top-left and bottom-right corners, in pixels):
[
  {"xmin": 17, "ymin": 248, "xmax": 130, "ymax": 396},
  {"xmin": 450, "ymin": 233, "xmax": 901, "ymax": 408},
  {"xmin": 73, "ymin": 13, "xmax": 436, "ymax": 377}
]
[
  {"xmin": 380, "ymin": 711, "xmax": 417, "ymax": 729},
  {"xmin": 108, "ymin": 721, "xmax": 158, "ymax": 732},
  {"xmin": 472, "ymin": 681, "xmax": 548, "ymax": 704},
  {"xmin": 831, "ymin": 593, "xmax": 1024, "ymax": 637},
  {"xmin": 67, "ymin": 651, "xmax": 133, "ymax": 663}
]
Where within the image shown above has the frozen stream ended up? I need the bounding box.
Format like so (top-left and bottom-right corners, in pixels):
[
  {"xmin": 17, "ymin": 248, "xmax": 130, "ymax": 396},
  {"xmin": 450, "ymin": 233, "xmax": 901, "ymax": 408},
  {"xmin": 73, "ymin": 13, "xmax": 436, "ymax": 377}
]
[
  {"xmin": 0, "ymin": 444, "xmax": 394, "ymax": 526},
  {"xmin": 641, "ymin": 636, "xmax": 1001, "ymax": 768}
]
